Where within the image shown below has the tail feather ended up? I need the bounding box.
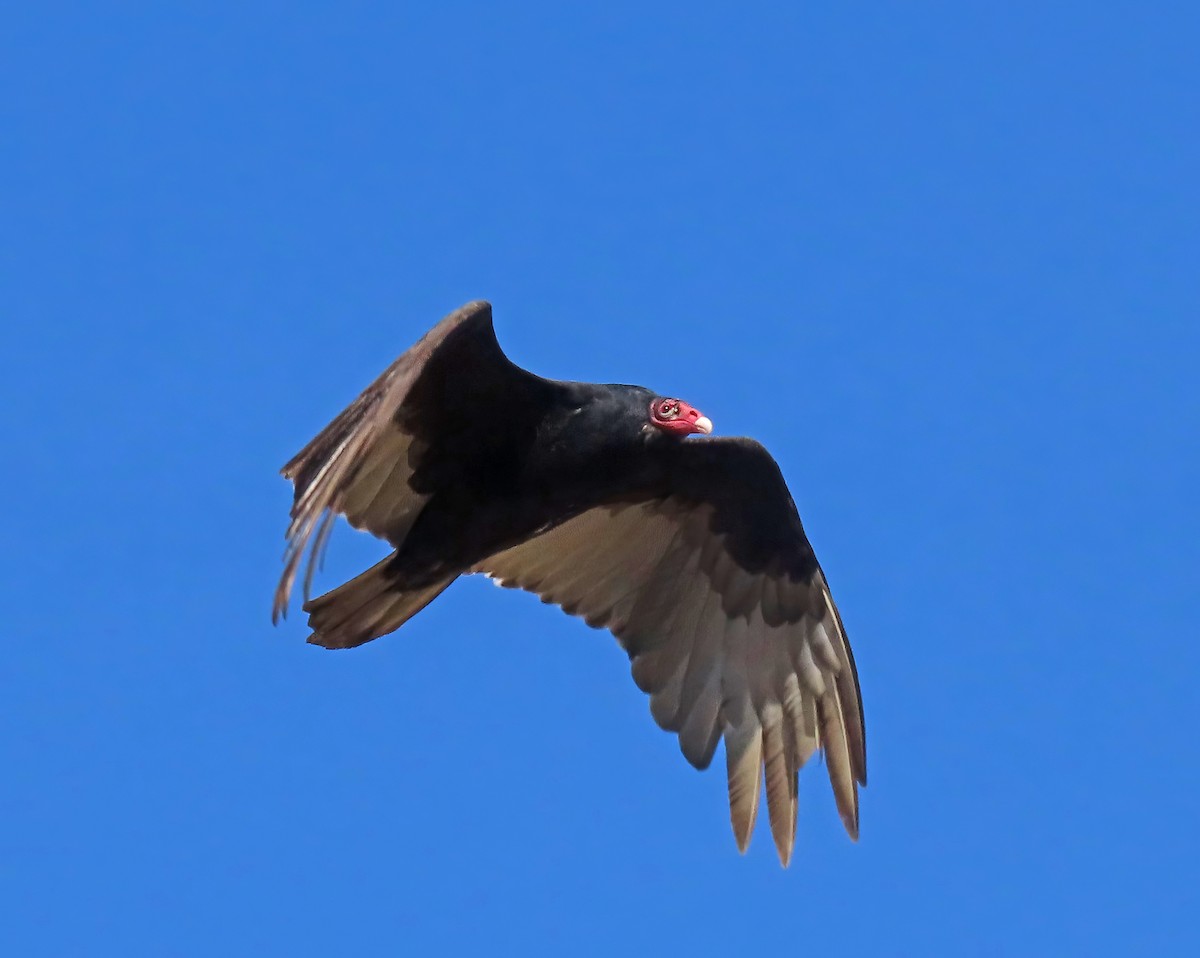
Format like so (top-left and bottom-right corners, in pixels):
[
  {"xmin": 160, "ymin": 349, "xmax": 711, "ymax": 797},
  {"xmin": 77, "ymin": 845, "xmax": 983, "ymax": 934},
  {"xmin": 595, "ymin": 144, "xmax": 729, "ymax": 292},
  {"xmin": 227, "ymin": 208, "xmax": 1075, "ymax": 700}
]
[{"xmin": 304, "ymin": 554, "xmax": 456, "ymax": 649}]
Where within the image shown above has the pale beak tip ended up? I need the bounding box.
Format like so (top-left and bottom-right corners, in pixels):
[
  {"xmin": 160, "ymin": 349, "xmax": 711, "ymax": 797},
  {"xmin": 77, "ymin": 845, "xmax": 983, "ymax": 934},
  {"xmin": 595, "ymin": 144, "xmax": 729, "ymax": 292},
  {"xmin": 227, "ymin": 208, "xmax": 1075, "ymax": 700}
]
[{"xmin": 693, "ymin": 415, "xmax": 713, "ymax": 435}]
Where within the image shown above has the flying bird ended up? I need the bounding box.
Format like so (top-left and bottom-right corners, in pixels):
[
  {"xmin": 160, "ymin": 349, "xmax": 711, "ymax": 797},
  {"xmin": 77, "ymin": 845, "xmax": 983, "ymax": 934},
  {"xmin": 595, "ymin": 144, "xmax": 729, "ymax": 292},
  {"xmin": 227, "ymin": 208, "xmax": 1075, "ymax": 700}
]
[{"xmin": 274, "ymin": 300, "xmax": 865, "ymax": 865}]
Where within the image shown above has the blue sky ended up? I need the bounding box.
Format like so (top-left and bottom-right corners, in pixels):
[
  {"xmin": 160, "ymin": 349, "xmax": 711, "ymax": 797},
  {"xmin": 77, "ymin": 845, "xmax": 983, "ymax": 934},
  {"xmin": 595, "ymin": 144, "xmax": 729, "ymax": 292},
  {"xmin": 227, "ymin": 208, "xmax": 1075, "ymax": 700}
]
[{"xmin": 3, "ymin": 2, "xmax": 1197, "ymax": 954}]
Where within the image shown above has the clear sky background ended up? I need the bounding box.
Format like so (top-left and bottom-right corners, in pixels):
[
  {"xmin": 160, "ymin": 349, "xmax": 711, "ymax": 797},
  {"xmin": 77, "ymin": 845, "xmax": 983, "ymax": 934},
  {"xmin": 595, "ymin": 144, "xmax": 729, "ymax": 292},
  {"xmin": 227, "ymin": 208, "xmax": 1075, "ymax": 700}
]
[{"xmin": 4, "ymin": 2, "xmax": 1197, "ymax": 955}]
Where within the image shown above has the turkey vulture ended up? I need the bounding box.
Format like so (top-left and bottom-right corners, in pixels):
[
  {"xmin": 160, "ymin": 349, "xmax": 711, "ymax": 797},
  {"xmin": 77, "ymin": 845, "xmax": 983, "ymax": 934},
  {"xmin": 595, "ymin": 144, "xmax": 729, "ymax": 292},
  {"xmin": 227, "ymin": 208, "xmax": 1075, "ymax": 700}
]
[{"xmin": 274, "ymin": 300, "xmax": 865, "ymax": 865}]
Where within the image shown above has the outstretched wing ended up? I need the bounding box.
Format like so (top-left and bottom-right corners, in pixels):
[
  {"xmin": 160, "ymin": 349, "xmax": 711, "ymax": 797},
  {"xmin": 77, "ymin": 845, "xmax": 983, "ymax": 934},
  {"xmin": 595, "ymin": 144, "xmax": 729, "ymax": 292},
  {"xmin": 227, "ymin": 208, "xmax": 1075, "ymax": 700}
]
[
  {"xmin": 474, "ymin": 437, "xmax": 865, "ymax": 866},
  {"xmin": 274, "ymin": 300, "xmax": 552, "ymax": 621}
]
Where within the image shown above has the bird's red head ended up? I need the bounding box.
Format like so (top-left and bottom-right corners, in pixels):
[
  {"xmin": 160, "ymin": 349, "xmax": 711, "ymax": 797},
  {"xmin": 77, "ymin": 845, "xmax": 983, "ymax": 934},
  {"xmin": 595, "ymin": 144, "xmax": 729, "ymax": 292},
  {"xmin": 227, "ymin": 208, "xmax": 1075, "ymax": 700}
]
[{"xmin": 649, "ymin": 398, "xmax": 713, "ymax": 437}]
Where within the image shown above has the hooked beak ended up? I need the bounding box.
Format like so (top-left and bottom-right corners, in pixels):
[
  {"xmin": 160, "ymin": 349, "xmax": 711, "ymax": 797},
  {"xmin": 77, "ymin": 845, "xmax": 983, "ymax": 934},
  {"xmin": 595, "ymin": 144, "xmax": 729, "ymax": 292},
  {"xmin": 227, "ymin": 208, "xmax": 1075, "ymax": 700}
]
[{"xmin": 692, "ymin": 415, "xmax": 713, "ymax": 435}]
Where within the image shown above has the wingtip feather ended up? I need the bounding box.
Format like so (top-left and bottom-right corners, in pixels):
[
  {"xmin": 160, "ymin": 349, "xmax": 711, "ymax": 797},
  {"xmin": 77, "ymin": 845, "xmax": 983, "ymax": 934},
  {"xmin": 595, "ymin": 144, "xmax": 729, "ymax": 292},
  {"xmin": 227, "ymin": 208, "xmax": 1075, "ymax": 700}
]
[
  {"xmin": 725, "ymin": 722, "xmax": 763, "ymax": 854},
  {"xmin": 818, "ymin": 688, "xmax": 860, "ymax": 841},
  {"xmin": 760, "ymin": 705, "xmax": 796, "ymax": 866}
]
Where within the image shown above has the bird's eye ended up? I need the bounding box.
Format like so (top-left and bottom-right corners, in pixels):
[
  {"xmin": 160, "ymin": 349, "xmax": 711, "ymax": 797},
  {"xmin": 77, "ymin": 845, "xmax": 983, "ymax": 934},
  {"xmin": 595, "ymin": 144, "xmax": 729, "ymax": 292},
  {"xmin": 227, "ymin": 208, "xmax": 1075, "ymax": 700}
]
[{"xmin": 657, "ymin": 400, "xmax": 679, "ymax": 419}]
